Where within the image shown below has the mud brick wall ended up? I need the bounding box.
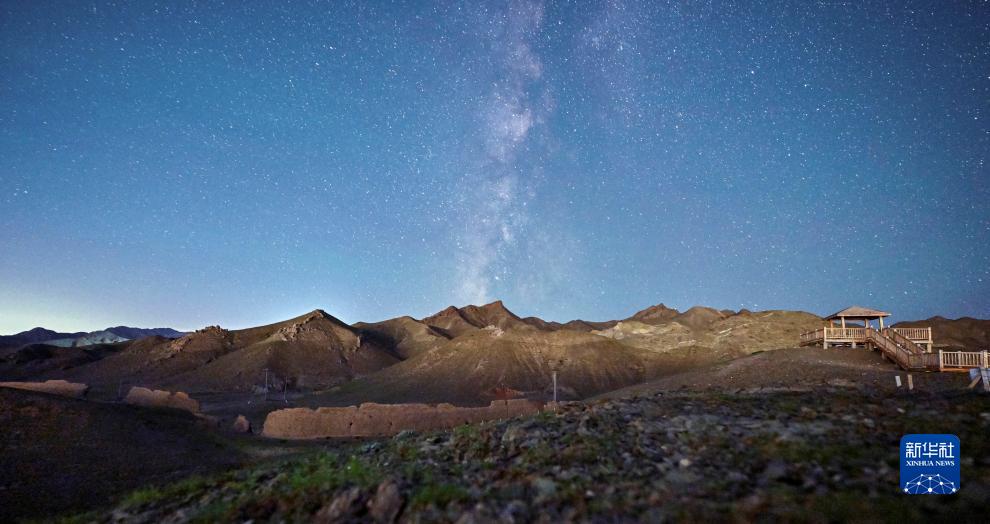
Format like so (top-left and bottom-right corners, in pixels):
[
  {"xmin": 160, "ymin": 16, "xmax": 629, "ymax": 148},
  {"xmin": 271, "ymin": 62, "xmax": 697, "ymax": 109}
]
[
  {"xmin": 262, "ymin": 399, "xmax": 543, "ymax": 439},
  {"xmin": 124, "ymin": 386, "xmax": 200, "ymax": 414},
  {"xmin": 0, "ymin": 380, "xmax": 89, "ymax": 399}
]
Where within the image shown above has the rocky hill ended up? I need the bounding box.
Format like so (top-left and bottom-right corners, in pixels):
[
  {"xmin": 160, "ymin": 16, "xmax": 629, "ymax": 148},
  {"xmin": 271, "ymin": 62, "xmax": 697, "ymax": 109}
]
[
  {"xmin": 0, "ymin": 342, "xmax": 125, "ymax": 381},
  {"xmin": 353, "ymin": 316, "xmax": 450, "ymax": 360},
  {"xmin": 626, "ymin": 302, "xmax": 680, "ymax": 324},
  {"xmin": 9, "ymin": 301, "xmax": 985, "ymax": 405},
  {"xmin": 0, "ymin": 327, "xmax": 86, "ymax": 355},
  {"xmin": 42, "ymin": 330, "xmax": 129, "ymax": 347},
  {"xmin": 592, "ymin": 308, "xmax": 822, "ymax": 358},
  {"xmin": 0, "ymin": 325, "xmax": 185, "ymax": 356},
  {"xmin": 314, "ymin": 306, "xmax": 825, "ymax": 406},
  {"xmin": 164, "ymin": 310, "xmax": 399, "ymax": 392},
  {"xmin": 420, "ymin": 300, "xmax": 534, "ymax": 337},
  {"xmin": 46, "ymin": 310, "xmax": 398, "ymax": 395},
  {"xmin": 105, "ymin": 326, "xmax": 186, "ymax": 340},
  {"xmin": 309, "ymin": 327, "xmax": 671, "ymax": 406},
  {"xmin": 894, "ymin": 316, "xmax": 990, "ymax": 350}
]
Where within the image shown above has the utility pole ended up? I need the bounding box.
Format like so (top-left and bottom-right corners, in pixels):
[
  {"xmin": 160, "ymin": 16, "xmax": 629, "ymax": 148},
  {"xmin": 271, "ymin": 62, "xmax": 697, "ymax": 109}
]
[
  {"xmin": 552, "ymin": 371, "xmax": 558, "ymax": 403},
  {"xmin": 549, "ymin": 358, "xmax": 565, "ymax": 405}
]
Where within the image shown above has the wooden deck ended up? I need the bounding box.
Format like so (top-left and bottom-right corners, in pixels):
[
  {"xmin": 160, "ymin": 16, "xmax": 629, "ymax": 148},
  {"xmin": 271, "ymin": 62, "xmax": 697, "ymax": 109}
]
[
  {"xmin": 799, "ymin": 327, "xmax": 932, "ymax": 349},
  {"xmin": 799, "ymin": 326, "xmax": 988, "ymax": 372}
]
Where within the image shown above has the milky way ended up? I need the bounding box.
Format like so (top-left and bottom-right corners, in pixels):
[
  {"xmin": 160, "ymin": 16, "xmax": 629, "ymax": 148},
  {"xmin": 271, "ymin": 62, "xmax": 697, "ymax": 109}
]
[{"xmin": 454, "ymin": 0, "xmax": 549, "ymax": 305}]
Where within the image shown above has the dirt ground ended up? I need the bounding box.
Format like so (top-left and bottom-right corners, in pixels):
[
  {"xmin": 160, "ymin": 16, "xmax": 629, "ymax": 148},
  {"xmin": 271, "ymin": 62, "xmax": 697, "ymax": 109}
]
[{"xmin": 598, "ymin": 346, "xmax": 972, "ymax": 399}]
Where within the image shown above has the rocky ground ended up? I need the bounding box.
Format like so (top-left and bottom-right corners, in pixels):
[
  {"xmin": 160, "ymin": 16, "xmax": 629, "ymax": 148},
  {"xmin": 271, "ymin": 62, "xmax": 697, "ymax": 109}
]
[{"xmin": 59, "ymin": 388, "xmax": 990, "ymax": 523}]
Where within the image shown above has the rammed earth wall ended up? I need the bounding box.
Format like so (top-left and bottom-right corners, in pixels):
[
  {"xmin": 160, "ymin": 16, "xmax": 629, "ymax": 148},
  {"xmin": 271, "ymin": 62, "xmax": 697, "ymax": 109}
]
[
  {"xmin": 123, "ymin": 386, "xmax": 200, "ymax": 414},
  {"xmin": 0, "ymin": 380, "xmax": 89, "ymax": 399},
  {"xmin": 262, "ymin": 399, "xmax": 543, "ymax": 439}
]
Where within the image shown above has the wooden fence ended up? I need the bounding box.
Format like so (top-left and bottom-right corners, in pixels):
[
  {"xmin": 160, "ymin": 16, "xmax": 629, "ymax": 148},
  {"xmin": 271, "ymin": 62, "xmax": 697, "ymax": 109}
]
[
  {"xmin": 891, "ymin": 327, "xmax": 932, "ymax": 341},
  {"xmin": 939, "ymin": 351, "xmax": 989, "ymax": 371}
]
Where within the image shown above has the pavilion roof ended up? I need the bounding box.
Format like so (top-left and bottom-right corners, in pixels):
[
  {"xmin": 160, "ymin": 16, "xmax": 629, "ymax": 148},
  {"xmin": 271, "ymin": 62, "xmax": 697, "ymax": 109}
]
[{"xmin": 824, "ymin": 306, "xmax": 890, "ymax": 320}]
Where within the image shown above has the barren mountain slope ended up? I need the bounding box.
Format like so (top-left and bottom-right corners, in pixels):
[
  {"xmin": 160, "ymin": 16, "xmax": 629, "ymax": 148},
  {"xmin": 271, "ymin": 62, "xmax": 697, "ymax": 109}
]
[
  {"xmin": 42, "ymin": 330, "xmax": 129, "ymax": 347},
  {"xmin": 627, "ymin": 303, "xmax": 680, "ymax": 324},
  {"xmin": 353, "ymin": 316, "xmax": 449, "ymax": 359},
  {"xmin": 50, "ymin": 310, "xmax": 398, "ymax": 395},
  {"xmin": 520, "ymin": 316, "xmax": 563, "ymax": 330},
  {"xmin": 166, "ymin": 310, "xmax": 398, "ymax": 393},
  {"xmin": 0, "ymin": 327, "xmax": 86, "ymax": 356},
  {"xmin": 421, "ymin": 300, "xmax": 534, "ymax": 337},
  {"xmin": 559, "ymin": 319, "xmax": 620, "ymax": 332},
  {"xmin": 307, "ymin": 328, "xmax": 672, "ymax": 406},
  {"xmin": 420, "ymin": 306, "xmax": 481, "ymax": 337},
  {"xmin": 894, "ymin": 316, "xmax": 990, "ymax": 350},
  {"xmin": 456, "ymin": 300, "xmax": 533, "ymax": 331},
  {"xmin": 595, "ymin": 309, "xmax": 822, "ymax": 357},
  {"xmin": 0, "ymin": 342, "xmax": 126, "ymax": 381},
  {"xmin": 50, "ymin": 330, "xmax": 236, "ymax": 395}
]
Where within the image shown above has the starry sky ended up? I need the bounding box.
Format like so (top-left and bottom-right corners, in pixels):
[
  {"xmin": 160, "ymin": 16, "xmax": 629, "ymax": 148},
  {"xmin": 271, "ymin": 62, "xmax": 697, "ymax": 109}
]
[{"xmin": 1, "ymin": 0, "xmax": 988, "ymax": 334}]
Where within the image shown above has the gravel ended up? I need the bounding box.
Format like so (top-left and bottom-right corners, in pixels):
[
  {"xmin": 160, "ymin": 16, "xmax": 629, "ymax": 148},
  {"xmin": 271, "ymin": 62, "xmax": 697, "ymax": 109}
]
[{"xmin": 84, "ymin": 389, "xmax": 990, "ymax": 523}]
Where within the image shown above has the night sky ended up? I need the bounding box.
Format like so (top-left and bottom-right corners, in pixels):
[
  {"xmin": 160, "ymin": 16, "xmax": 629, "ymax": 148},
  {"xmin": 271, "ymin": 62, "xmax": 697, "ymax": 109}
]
[{"xmin": 1, "ymin": 1, "xmax": 988, "ymax": 333}]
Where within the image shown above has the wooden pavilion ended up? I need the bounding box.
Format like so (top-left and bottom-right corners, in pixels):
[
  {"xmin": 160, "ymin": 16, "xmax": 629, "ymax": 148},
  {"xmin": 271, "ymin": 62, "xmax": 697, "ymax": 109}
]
[
  {"xmin": 800, "ymin": 305, "xmax": 932, "ymax": 350},
  {"xmin": 799, "ymin": 305, "xmax": 987, "ymax": 372}
]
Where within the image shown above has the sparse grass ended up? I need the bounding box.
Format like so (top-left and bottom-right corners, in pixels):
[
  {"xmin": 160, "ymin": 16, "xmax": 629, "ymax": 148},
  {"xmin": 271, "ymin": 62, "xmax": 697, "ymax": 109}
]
[
  {"xmin": 410, "ymin": 482, "xmax": 469, "ymax": 508},
  {"xmin": 520, "ymin": 440, "xmax": 556, "ymax": 466},
  {"xmin": 121, "ymin": 475, "xmax": 213, "ymax": 508},
  {"xmin": 285, "ymin": 453, "xmax": 381, "ymax": 492},
  {"xmin": 452, "ymin": 423, "xmax": 491, "ymax": 460}
]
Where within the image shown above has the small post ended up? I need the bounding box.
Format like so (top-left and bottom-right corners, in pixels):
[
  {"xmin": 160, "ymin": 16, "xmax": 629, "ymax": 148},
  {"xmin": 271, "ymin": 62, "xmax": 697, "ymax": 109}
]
[
  {"xmin": 907, "ymin": 374, "xmax": 913, "ymax": 391},
  {"xmin": 938, "ymin": 350, "xmax": 944, "ymax": 372},
  {"xmin": 895, "ymin": 375, "xmax": 902, "ymax": 388},
  {"xmin": 983, "ymin": 351, "xmax": 988, "ymax": 369},
  {"xmin": 552, "ymin": 370, "xmax": 558, "ymax": 403},
  {"xmin": 967, "ymin": 368, "xmax": 981, "ymax": 389}
]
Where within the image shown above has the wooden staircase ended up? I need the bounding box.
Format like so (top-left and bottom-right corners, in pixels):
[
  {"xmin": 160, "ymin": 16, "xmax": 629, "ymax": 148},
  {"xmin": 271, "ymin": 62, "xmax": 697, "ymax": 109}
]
[
  {"xmin": 865, "ymin": 327, "xmax": 939, "ymax": 371},
  {"xmin": 800, "ymin": 324, "xmax": 986, "ymax": 372}
]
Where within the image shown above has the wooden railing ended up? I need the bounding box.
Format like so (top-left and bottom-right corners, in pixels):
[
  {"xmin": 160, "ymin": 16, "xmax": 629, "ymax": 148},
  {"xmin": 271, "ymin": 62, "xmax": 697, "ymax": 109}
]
[
  {"xmin": 864, "ymin": 328, "xmax": 940, "ymax": 370},
  {"xmin": 865, "ymin": 328, "xmax": 913, "ymax": 369},
  {"xmin": 827, "ymin": 327, "xmax": 867, "ymax": 340},
  {"xmin": 916, "ymin": 352, "xmax": 942, "ymax": 369},
  {"xmin": 881, "ymin": 328, "xmax": 925, "ymax": 354},
  {"xmin": 939, "ymin": 351, "xmax": 989, "ymax": 370},
  {"xmin": 891, "ymin": 327, "xmax": 932, "ymax": 341},
  {"xmin": 800, "ymin": 328, "xmax": 825, "ymax": 343},
  {"xmin": 800, "ymin": 326, "xmax": 932, "ymax": 344},
  {"xmin": 800, "ymin": 327, "xmax": 869, "ymax": 342}
]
